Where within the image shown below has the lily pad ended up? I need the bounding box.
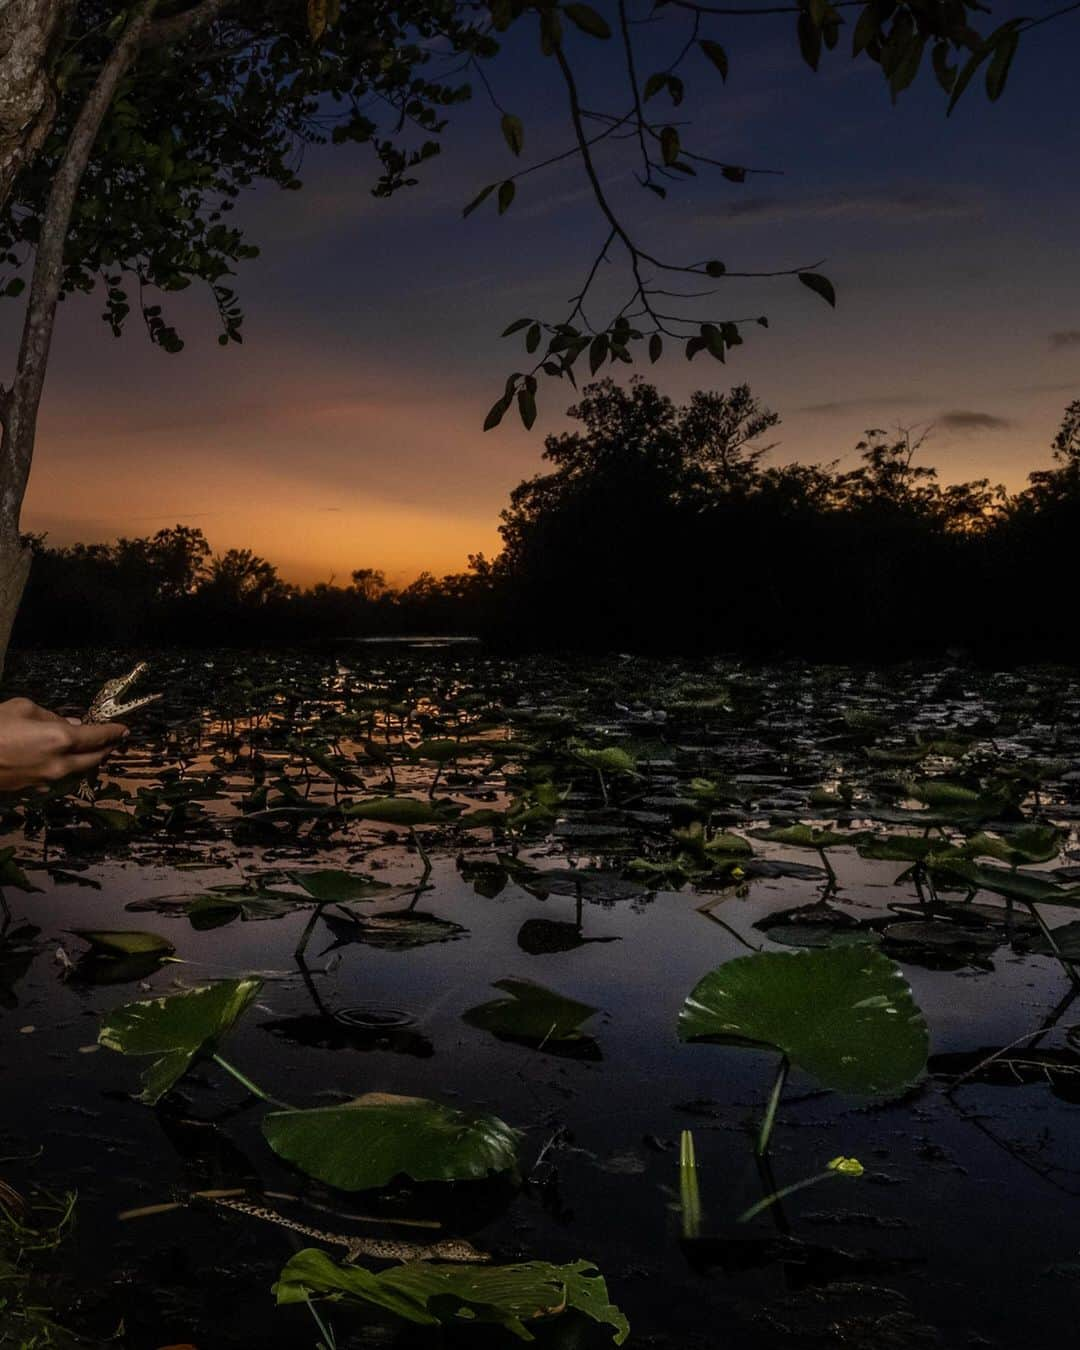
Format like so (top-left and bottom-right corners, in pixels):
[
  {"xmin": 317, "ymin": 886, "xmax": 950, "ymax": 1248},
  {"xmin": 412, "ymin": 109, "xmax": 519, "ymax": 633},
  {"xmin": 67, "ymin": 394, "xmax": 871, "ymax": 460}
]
[
  {"xmin": 273, "ymin": 1248, "xmax": 629, "ymax": 1344},
  {"xmin": 463, "ymin": 978, "xmax": 599, "ymax": 1044},
  {"xmin": 754, "ymin": 904, "xmax": 881, "ymax": 950},
  {"xmin": 70, "ymin": 929, "xmax": 175, "ymax": 957},
  {"xmin": 928, "ymin": 859, "xmax": 1080, "ymax": 906},
  {"xmin": 678, "ymin": 945, "xmax": 928, "ymax": 1096},
  {"xmin": 343, "ymin": 797, "xmax": 458, "ymax": 825},
  {"xmin": 287, "ymin": 870, "xmax": 396, "ymax": 904},
  {"xmin": 319, "ymin": 908, "xmax": 467, "ymax": 952},
  {"xmin": 262, "ymin": 1091, "xmax": 519, "ymax": 1191},
  {"xmin": 98, "ymin": 977, "xmax": 262, "ymax": 1105}
]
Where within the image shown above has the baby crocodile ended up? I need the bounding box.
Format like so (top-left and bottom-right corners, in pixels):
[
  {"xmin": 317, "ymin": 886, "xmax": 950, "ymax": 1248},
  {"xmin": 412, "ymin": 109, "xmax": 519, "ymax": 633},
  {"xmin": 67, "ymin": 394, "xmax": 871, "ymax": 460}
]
[
  {"xmin": 83, "ymin": 661, "xmax": 161, "ymax": 724},
  {"xmin": 205, "ymin": 1194, "xmax": 489, "ymax": 1264}
]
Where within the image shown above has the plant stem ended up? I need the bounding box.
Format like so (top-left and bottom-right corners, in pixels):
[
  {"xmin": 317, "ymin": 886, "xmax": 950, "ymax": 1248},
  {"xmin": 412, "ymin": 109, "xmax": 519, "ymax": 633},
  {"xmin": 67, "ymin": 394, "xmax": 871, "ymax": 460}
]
[
  {"xmin": 738, "ymin": 1168, "xmax": 834, "ymax": 1223},
  {"xmin": 679, "ymin": 1128, "xmax": 702, "ymax": 1240},
  {"xmin": 756, "ymin": 1054, "xmax": 789, "ymax": 1158},
  {"xmin": 294, "ymin": 902, "xmax": 324, "ymax": 959},
  {"xmin": 305, "ymin": 1296, "xmax": 337, "ymax": 1349},
  {"xmin": 211, "ymin": 1053, "xmax": 290, "ymax": 1110},
  {"xmin": 410, "ymin": 826, "xmax": 432, "ymax": 882}
]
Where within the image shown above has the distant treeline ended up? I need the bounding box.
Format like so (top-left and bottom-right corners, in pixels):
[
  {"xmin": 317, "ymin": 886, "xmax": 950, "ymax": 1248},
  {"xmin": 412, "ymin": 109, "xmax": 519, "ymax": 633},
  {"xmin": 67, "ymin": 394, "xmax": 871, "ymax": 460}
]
[{"xmin": 16, "ymin": 379, "xmax": 1080, "ymax": 660}]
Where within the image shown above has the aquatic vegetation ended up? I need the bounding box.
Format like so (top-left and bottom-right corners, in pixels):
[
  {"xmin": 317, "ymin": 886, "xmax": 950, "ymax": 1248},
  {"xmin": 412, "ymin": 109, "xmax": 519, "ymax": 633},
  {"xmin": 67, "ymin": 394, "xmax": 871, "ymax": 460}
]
[
  {"xmin": 273, "ymin": 1248, "xmax": 630, "ymax": 1344},
  {"xmin": 5, "ymin": 650, "xmax": 1080, "ymax": 1345},
  {"xmin": 98, "ymin": 976, "xmax": 263, "ymax": 1104},
  {"xmin": 679, "ymin": 946, "xmax": 929, "ymax": 1153},
  {"xmin": 262, "ymin": 1093, "xmax": 520, "ymax": 1191}
]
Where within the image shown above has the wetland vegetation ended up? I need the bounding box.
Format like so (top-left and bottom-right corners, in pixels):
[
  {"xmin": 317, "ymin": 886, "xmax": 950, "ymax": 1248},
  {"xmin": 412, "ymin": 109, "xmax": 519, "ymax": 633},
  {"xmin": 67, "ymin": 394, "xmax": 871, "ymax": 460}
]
[{"xmin": 3, "ymin": 648, "xmax": 1080, "ymax": 1346}]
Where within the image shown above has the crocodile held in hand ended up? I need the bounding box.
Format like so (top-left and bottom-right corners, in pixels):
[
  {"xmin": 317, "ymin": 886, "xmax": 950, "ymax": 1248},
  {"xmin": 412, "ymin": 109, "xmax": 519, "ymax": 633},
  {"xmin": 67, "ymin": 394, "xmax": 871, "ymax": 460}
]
[{"xmin": 83, "ymin": 662, "xmax": 161, "ymax": 724}]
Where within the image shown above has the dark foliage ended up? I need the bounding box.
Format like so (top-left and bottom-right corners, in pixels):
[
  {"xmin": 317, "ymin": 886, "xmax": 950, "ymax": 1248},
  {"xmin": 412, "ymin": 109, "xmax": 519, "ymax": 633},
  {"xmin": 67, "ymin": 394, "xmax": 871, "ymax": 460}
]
[{"xmin": 15, "ymin": 384, "xmax": 1080, "ymax": 662}]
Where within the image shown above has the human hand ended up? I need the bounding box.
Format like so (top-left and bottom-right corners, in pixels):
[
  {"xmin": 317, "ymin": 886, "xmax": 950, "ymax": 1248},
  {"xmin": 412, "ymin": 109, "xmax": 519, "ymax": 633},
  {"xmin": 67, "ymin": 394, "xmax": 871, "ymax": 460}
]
[{"xmin": 0, "ymin": 698, "xmax": 127, "ymax": 792}]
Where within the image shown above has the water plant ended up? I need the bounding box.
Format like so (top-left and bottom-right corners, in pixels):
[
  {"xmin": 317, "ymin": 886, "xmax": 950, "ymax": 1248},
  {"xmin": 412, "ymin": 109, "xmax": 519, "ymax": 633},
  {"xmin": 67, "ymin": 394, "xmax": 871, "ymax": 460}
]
[{"xmin": 678, "ymin": 945, "xmax": 929, "ymax": 1155}]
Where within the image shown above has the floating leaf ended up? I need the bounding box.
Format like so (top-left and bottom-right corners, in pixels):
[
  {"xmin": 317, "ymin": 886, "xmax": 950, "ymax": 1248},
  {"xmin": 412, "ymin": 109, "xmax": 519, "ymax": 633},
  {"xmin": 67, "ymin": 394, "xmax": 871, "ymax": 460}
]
[
  {"xmin": 262, "ymin": 1092, "xmax": 519, "ymax": 1191},
  {"xmin": 343, "ymin": 797, "xmax": 456, "ymax": 826},
  {"xmin": 71, "ymin": 930, "xmax": 175, "ymax": 957},
  {"xmin": 678, "ymin": 946, "xmax": 928, "ymax": 1095},
  {"xmin": 287, "ymin": 870, "xmax": 395, "ymax": 903},
  {"xmin": 320, "ymin": 908, "xmax": 467, "ymax": 951},
  {"xmin": 273, "ymin": 1249, "xmax": 629, "ymax": 1344},
  {"xmin": 99, "ymin": 978, "xmax": 262, "ymax": 1105}
]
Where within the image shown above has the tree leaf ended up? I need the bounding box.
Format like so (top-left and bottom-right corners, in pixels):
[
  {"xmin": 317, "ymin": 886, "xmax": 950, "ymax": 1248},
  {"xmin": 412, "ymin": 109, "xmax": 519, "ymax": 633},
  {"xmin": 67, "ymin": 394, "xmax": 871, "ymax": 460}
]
[
  {"xmin": 699, "ymin": 39, "xmax": 729, "ymax": 80},
  {"xmin": 497, "ymin": 179, "xmax": 516, "ymax": 214},
  {"xmin": 985, "ymin": 28, "xmax": 1019, "ymax": 101},
  {"xmin": 797, "ymin": 10, "xmax": 822, "ymax": 70},
  {"xmin": 307, "ymin": 0, "xmax": 328, "ymax": 42},
  {"xmin": 484, "ymin": 393, "xmax": 512, "ymax": 431},
  {"xmin": 518, "ymin": 386, "xmax": 537, "ymax": 429},
  {"xmin": 501, "ymin": 112, "xmax": 525, "ymax": 156},
  {"xmin": 98, "ymin": 978, "xmax": 262, "ymax": 1105},
  {"xmin": 678, "ymin": 945, "xmax": 928, "ymax": 1096},
  {"xmin": 563, "ymin": 4, "xmax": 613, "ymax": 39},
  {"xmin": 273, "ymin": 1249, "xmax": 630, "ymax": 1344},
  {"xmin": 660, "ymin": 125, "xmax": 680, "ymax": 165},
  {"xmin": 262, "ymin": 1092, "xmax": 520, "ymax": 1190},
  {"xmin": 798, "ymin": 271, "xmax": 836, "ymax": 306}
]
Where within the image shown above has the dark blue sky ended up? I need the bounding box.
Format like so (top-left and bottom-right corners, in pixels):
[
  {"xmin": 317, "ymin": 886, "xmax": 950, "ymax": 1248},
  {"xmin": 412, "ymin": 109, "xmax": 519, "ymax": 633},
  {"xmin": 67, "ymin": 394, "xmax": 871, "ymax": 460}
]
[{"xmin": 14, "ymin": 1, "xmax": 1080, "ymax": 583}]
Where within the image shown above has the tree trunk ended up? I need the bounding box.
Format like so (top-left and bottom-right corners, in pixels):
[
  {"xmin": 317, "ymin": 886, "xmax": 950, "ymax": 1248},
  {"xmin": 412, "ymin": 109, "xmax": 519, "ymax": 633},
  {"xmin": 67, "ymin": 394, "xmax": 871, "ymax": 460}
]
[
  {"xmin": 0, "ymin": 525, "xmax": 30, "ymax": 679},
  {"xmin": 0, "ymin": 0, "xmax": 69, "ymax": 216}
]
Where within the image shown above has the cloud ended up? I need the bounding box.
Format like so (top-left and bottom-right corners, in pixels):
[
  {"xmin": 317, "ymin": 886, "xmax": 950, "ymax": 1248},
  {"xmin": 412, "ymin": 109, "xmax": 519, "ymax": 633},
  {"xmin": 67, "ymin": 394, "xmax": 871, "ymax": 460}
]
[
  {"xmin": 1050, "ymin": 330, "xmax": 1080, "ymax": 349},
  {"xmin": 706, "ymin": 187, "xmax": 982, "ymax": 227},
  {"xmin": 936, "ymin": 410, "xmax": 1013, "ymax": 432},
  {"xmin": 799, "ymin": 393, "xmax": 931, "ymax": 415}
]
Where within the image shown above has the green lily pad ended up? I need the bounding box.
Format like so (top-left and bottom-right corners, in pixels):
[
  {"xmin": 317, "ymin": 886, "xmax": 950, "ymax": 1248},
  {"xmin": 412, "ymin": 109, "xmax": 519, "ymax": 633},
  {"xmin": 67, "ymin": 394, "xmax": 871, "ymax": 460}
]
[
  {"xmin": 70, "ymin": 930, "xmax": 175, "ymax": 957},
  {"xmin": 928, "ymin": 859, "xmax": 1080, "ymax": 906},
  {"xmin": 343, "ymin": 797, "xmax": 459, "ymax": 825},
  {"xmin": 961, "ymin": 826, "xmax": 1063, "ymax": 867},
  {"xmin": 262, "ymin": 1091, "xmax": 519, "ymax": 1191},
  {"xmin": 753, "ymin": 825, "xmax": 869, "ymax": 851},
  {"xmin": 463, "ymin": 978, "xmax": 599, "ymax": 1044},
  {"xmin": 287, "ymin": 870, "xmax": 396, "ymax": 904},
  {"xmin": 319, "ymin": 908, "xmax": 467, "ymax": 951},
  {"xmin": 273, "ymin": 1248, "xmax": 629, "ymax": 1344},
  {"xmin": 678, "ymin": 945, "xmax": 928, "ymax": 1096},
  {"xmin": 98, "ymin": 977, "xmax": 262, "ymax": 1105}
]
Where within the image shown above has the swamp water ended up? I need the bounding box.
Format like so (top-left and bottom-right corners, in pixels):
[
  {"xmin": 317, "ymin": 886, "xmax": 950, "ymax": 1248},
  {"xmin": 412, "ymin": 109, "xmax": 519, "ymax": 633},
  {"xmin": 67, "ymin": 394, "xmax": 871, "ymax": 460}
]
[{"xmin": 2, "ymin": 649, "xmax": 1080, "ymax": 1348}]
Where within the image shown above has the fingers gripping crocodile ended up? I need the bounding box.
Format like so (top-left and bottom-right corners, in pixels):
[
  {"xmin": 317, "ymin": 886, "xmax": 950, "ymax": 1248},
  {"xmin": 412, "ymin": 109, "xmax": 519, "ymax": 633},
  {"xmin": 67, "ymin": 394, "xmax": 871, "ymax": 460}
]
[{"xmin": 83, "ymin": 662, "xmax": 161, "ymax": 724}]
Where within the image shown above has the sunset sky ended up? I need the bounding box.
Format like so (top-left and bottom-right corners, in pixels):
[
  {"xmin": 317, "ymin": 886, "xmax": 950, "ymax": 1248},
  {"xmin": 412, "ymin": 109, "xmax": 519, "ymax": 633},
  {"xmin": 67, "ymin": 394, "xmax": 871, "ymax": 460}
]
[{"xmin": 8, "ymin": 2, "xmax": 1079, "ymax": 587}]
